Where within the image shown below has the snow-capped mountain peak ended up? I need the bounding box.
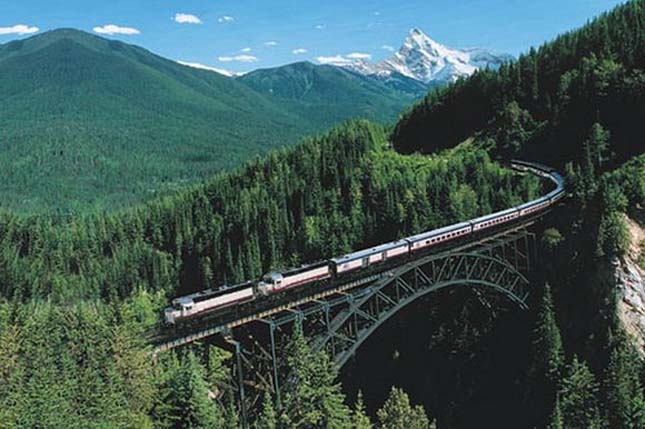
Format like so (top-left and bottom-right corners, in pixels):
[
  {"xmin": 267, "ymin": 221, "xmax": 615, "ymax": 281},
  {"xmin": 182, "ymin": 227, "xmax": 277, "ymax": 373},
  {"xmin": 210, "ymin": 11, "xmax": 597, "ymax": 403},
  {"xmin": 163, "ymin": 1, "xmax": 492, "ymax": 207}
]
[{"xmin": 342, "ymin": 28, "xmax": 512, "ymax": 85}]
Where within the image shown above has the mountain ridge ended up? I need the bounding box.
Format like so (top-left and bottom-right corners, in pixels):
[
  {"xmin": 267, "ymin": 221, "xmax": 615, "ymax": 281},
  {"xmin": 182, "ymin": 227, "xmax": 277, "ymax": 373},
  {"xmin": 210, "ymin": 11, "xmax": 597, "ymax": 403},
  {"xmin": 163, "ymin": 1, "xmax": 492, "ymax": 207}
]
[{"xmin": 341, "ymin": 28, "xmax": 513, "ymax": 85}]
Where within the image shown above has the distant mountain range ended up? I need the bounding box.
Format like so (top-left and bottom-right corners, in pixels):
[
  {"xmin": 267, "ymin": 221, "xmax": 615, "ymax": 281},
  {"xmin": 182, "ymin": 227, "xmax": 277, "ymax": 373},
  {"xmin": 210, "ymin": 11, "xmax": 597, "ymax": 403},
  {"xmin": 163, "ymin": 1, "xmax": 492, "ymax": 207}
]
[
  {"xmin": 181, "ymin": 28, "xmax": 512, "ymax": 91},
  {"xmin": 0, "ymin": 29, "xmax": 417, "ymax": 212},
  {"xmin": 340, "ymin": 28, "xmax": 513, "ymax": 85}
]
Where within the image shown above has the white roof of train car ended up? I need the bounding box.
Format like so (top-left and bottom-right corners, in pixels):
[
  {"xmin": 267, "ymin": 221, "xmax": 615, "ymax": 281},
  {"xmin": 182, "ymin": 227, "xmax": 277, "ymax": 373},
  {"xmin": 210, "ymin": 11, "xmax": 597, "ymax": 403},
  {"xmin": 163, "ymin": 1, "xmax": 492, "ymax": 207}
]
[
  {"xmin": 405, "ymin": 221, "xmax": 471, "ymax": 243},
  {"xmin": 470, "ymin": 207, "xmax": 518, "ymax": 224},
  {"xmin": 331, "ymin": 239, "xmax": 409, "ymax": 263}
]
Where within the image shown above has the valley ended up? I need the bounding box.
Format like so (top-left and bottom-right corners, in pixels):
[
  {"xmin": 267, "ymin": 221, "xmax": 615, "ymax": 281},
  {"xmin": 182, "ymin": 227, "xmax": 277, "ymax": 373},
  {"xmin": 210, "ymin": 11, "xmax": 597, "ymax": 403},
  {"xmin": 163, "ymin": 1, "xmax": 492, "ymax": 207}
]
[{"xmin": 0, "ymin": 1, "xmax": 642, "ymax": 428}]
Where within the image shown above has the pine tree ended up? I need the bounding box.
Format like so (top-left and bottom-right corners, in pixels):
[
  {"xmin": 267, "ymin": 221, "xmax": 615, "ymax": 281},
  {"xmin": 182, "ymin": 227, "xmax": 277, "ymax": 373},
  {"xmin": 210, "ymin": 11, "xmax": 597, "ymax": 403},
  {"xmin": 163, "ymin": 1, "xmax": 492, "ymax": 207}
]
[
  {"xmin": 604, "ymin": 329, "xmax": 645, "ymax": 429},
  {"xmin": 560, "ymin": 356, "xmax": 601, "ymax": 428},
  {"xmin": 527, "ymin": 284, "xmax": 564, "ymax": 425},
  {"xmin": 224, "ymin": 400, "xmax": 240, "ymax": 429},
  {"xmin": 163, "ymin": 351, "xmax": 223, "ymax": 429},
  {"xmin": 351, "ymin": 391, "xmax": 373, "ymax": 429},
  {"xmin": 376, "ymin": 387, "xmax": 429, "ymax": 429},
  {"xmin": 255, "ymin": 392, "xmax": 277, "ymax": 429},
  {"xmin": 279, "ymin": 324, "xmax": 351, "ymax": 428}
]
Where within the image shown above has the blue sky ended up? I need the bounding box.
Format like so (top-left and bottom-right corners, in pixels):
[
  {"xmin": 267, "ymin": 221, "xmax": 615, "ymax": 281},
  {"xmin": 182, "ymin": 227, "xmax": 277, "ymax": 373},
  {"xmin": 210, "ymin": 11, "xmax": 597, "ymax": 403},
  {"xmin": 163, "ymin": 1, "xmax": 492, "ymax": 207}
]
[{"xmin": 0, "ymin": 0, "xmax": 626, "ymax": 73}]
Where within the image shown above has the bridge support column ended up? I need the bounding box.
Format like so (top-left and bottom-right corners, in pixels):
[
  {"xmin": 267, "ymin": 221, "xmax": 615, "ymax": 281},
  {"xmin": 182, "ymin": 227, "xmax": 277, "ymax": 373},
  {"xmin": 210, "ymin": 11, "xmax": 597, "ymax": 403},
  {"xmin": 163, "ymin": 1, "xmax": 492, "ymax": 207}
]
[{"xmin": 227, "ymin": 339, "xmax": 249, "ymax": 429}]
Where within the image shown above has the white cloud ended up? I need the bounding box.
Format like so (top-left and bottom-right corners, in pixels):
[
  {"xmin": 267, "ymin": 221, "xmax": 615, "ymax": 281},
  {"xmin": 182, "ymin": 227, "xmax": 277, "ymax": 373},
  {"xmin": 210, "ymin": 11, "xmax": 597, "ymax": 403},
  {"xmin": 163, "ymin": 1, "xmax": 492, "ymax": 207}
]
[
  {"xmin": 381, "ymin": 44, "xmax": 395, "ymax": 52},
  {"xmin": 374, "ymin": 11, "xmax": 381, "ymax": 16},
  {"xmin": 240, "ymin": 47, "xmax": 251, "ymax": 53},
  {"xmin": 93, "ymin": 24, "xmax": 140, "ymax": 35},
  {"xmin": 264, "ymin": 41, "xmax": 278, "ymax": 47},
  {"xmin": 173, "ymin": 13, "xmax": 202, "ymax": 24},
  {"xmin": 292, "ymin": 48, "xmax": 307, "ymax": 55},
  {"xmin": 316, "ymin": 55, "xmax": 353, "ymax": 66},
  {"xmin": 177, "ymin": 61, "xmax": 235, "ymax": 76},
  {"xmin": 218, "ymin": 54, "xmax": 258, "ymax": 63},
  {"xmin": 218, "ymin": 16, "xmax": 234, "ymax": 23},
  {"xmin": 0, "ymin": 24, "xmax": 39, "ymax": 35},
  {"xmin": 315, "ymin": 24, "xmax": 325, "ymax": 30},
  {"xmin": 346, "ymin": 52, "xmax": 371, "ymax": 60}
]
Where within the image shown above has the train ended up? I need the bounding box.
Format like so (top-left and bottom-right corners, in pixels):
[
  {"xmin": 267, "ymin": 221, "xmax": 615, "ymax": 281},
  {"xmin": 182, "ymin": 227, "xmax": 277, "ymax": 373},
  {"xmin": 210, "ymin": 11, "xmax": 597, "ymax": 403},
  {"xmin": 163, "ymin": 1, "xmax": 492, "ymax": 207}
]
[{"xmin": 164, "ymin": 160, "xmax": 565, "ymax": 324}]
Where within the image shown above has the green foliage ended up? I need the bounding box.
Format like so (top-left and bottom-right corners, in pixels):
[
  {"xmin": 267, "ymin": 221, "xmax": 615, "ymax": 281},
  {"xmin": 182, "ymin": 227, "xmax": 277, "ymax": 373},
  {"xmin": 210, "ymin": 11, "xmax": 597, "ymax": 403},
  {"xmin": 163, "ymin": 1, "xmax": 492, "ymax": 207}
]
[
  {"xmin": 207, "ymin": 346, "xmax": 233, "ymax": 389},
  {"xmin": 541, "ymin": 228, "xmax": 564, "ymax": 253},
  {"xmin": 392, "ymin": 1, "xmax": 644, "ymax": 165},
  {"xmin": 0, "ymin": 121, "xmax": 540, "ymax": 303},
  {"xmin": 538, "ymin": 152, "xmax": 645, "ymax": 428},
  {"xmin": 239, "ymin": 61, "xmax": 421, "ymax": 126},
  {"xmin": 488, "ymin": 101, "xmax": 540, "ymax": 157},
  {"xmin": 376, "ymin": 387, "xmax": 430, "ymax": 429},
  {"xmin": 0, "ymin": 302, "xmax": 156, "ymax": 428},
  {"xmin": 559, "ymin": 356, "xmax": 602, "ymax": 429},
  {"xmin": 527, "ymin": 284, "xmax": 564, "ymax": 426},
  {"xmin": 596, "ymin": 210, "xmax": 629, "ymax": 258},
  {"xmin": 0, "ymin": 30, "xmax": 413, "ymax": 213},
  {"xmin": 155, "ymin": 351, "xmax": 223, "ymax": 429},
  {"xmin": 530, "ymin": 285, "xmax": 564, "ymax": 384},
  {"xmin": 255, "ymin": 392, "xmax": 278, "ymax": 429},
  {"xmin": 603, "ymin": 329, "xmax": 644, "ymax": 429},
  {"xmin": 278, "ymin": 324, "xmax": 352, "ymax": 428},
  {"xmin": 351, "ymin": 391, "xmax": 373, "ymax": 429},
  {"xmin": 603, "ymin": 154, "xmax": 645, "ymax": 214}
]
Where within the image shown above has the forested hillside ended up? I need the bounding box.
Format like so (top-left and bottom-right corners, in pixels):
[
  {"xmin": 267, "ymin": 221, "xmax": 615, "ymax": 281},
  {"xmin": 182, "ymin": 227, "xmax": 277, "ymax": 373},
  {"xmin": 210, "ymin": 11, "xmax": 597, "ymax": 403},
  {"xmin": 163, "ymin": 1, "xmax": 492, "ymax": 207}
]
[
  {"xmin": 385, "ymin": 3, "xmax": 645, "ymax": 426},
  {"xmin": 393, "ymin": 0, "xmax": 644, "ymax": 166},
  {"xmin": 0, "ymin": 29, "xmax": 413, "ymax": 213},
  {"xmin": 0, "ymin": 120, "xmax": 542, "ymax": 427},
  {"xmin": 238, "ymin": 61, "xmax": 423, "ymax": 125},
  {"xmin": 0, "ymin": 121, "xmax": 539, "ymax": 303}
]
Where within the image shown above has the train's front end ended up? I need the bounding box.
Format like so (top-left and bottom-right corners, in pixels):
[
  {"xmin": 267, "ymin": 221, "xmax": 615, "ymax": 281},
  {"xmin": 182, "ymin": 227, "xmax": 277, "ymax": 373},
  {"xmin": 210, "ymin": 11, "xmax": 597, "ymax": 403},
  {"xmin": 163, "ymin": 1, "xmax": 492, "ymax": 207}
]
[{"xmin": 164, "ymin": 297, "xmax": 195, "ymax": 324}]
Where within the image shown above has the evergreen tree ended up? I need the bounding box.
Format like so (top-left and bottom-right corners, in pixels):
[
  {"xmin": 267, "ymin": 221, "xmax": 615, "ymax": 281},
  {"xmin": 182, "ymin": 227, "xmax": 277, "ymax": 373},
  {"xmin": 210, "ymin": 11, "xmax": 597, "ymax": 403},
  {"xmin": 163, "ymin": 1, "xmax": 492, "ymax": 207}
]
[
  {"xmin": 604, "ymin": 329, "xmax": 645, "ymax": 429},
  {"xmin": 584, "ymin": 123, "xmax": 611, "ymax": 172},
  {"xmin": 376, "ymin": 387, "xmax": 429, "ymax": 429},
  {"xmin": 560, "ymin": 356, "xmax": 602, "ymax": 429},
  {"xmin": 279, "ymin": 324, "xmax": 351, "ymax": 428},
  {"xmin": 527, "ymin": 284, "xmax": 564, "ymax": 425},
  {"xmin": 255, "ymin": 392, "xmax": 277, "ymax": 429},
  {"xmin": 351, "ymin": 391, "xmax": 373, "ymax": 429},
  {"xmin": 163, "ymin": 351, "xmax": 223, "ymax": 429}
]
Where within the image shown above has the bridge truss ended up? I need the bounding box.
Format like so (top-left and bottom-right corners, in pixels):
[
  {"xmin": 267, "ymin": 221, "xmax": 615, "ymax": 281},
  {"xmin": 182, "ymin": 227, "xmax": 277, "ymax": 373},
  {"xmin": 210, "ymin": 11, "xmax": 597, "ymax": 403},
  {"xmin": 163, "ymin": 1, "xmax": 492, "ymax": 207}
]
[{"xmin": 218, "ymin": 227, "xmax": 537, "ymax": 425}]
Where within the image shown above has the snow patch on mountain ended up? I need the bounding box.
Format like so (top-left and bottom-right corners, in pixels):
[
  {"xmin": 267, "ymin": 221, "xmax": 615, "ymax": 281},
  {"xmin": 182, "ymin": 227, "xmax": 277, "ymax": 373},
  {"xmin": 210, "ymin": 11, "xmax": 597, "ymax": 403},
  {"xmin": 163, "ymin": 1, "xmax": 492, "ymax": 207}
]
[
  {"xmin": 336, "ymin": 28, "xmax": 513, "ymax": 85},
  {"xmin": 177, "ymin": 61, "xmax": 237, "ymax": 77}
]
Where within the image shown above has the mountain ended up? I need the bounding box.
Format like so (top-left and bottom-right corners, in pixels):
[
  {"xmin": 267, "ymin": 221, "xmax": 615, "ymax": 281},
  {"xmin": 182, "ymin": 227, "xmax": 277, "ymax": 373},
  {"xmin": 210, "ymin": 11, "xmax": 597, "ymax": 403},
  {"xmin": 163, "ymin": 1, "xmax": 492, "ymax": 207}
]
[
  {"xmin": 0, "ymin": 29, "xmax": 413, "ymax": 212},
  {"xmin": 392, "ymin": 1, "xmax": 644, "ymax": 165},
  {"xmin": 343, "ymin": 28, "xmax": 513, "ymax": 85},
  {"xmin": 237, "ymin": 61, "xmax": 423, "ymax": 124}
]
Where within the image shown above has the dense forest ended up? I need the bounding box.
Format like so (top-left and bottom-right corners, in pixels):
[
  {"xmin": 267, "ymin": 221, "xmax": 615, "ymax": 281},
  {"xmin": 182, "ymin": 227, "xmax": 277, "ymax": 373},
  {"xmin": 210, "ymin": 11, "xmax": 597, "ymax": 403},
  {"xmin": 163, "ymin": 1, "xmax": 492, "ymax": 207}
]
[
  {"xmin": 0, "ymin": 1, "xmax": 643, "ymax": 428},
  {"xmin": 0, "ymin": 120, "xmax": 542, "ymax": 428},
  {"xmin": 0, "ymin": 121, "xmax": 540, "ymax": 304}
]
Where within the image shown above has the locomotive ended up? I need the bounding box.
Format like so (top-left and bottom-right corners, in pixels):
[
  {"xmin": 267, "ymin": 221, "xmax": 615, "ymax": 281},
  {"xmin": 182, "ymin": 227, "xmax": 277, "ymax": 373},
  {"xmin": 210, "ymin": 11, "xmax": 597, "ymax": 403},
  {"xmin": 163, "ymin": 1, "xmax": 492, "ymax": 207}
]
[{"xmin": 164, "ymin": 160, "xmax": 564, "ymax": 324}]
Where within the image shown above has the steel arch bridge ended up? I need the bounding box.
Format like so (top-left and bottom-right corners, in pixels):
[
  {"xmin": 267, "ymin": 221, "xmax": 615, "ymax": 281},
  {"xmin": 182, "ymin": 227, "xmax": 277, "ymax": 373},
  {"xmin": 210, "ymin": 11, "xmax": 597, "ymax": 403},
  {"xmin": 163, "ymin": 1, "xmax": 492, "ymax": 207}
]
[{"xmin": 210, "ymin": 227, "xmax": 537, "ymax": 424}]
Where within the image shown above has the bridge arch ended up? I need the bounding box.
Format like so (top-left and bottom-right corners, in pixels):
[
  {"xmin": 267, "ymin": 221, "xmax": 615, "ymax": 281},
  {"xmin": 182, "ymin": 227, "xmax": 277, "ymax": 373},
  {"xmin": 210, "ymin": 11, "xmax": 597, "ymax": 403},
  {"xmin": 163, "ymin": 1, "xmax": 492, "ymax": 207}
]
[{"xmin": 312, "ymin": 250, "xmax": 531, "ymax": 367}]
